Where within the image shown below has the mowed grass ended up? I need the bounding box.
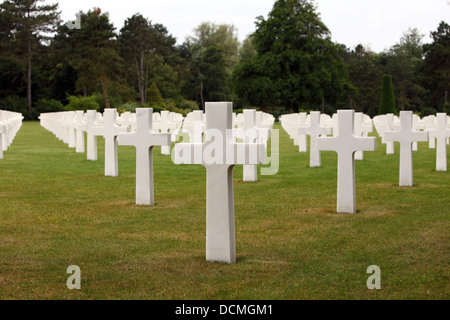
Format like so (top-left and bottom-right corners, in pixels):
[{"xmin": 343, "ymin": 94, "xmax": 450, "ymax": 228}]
[{"xmin": 0, "ymin": 121, "xmax": 448, "ymax": 300}]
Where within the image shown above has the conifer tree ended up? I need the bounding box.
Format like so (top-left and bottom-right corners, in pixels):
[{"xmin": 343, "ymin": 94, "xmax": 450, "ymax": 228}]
[{"xmin": 379, "ymin": 75, "xmax": 397, "ymax": 115}]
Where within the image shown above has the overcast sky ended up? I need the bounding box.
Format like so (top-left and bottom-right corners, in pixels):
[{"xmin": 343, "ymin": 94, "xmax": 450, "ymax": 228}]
[{"xmin": 51, "ymin": 0, "xmax": 450, "ymax": 52}]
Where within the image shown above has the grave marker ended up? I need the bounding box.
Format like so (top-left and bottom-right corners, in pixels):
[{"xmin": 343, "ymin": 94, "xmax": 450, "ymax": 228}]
[
  {"xmin": 118, "ymin": 108, "xmax": 171, "ymax": 205},
  {"xmin": 0, "ymin": 113, "xmax": 5, "ymax": 159},
  {"xmin": 317, "ymin": 110, "xmax": 376, "ymax": 214},
  {"xmin": 428, "ymin": 113, "xmax": 450, "ymax": 171},
  {"xmin": 86, "ymin": 110, "xmax": 98, "ymax": 161},
  {"xmin": 154, "ymin": 111, "xmax": 178, "ymax": 155},
  {"xmin": 354, "ymin": 112, "xmax": 373, "ymax": 160},
  {"xmin": 75, "ymin": 111, "xmax": 86, "ymax": 153},
  {"xmin": 88, "ymin": 109, "xmax": 129, "ymax": 177},
  {"xmin": 237, "ymin": 109, "xmax": 259, "ymax": 181},
  {"xmin": 384, "ymin": 111, "xmax": 428, "ymax": 186},
  {"xmin": 174, "ymin": 102, "xmax": 264, "ymax": 263},
  {"xmin": 298, "ymin": 111, "xmax": 331, "ymax": 167},
  {"xmin": 67, "ymin": 111, "xmax": 77, "ymax": 149}
]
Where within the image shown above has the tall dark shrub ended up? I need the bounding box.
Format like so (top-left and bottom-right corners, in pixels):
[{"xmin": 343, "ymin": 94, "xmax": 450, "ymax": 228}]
[{"xmin": 379, "ymin": 75, "xmax": 397, "ymax": 114}]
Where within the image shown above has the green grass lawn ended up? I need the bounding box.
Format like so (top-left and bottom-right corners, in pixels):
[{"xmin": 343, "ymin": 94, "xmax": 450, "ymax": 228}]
[{"xmin": 0, "ymin": 121, "xmax": 448, "ymax": 300}]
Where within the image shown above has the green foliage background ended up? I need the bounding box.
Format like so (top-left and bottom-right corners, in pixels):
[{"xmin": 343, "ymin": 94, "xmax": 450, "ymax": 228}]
[{"xmin": 0, "ymin": 0, "xmax": 448, "ymax": 118}]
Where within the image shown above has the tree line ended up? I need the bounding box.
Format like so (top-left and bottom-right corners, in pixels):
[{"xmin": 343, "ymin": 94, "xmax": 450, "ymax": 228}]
[{"xmin": 0, "ymin": 0, "xmax": 448, "ymax": 120}]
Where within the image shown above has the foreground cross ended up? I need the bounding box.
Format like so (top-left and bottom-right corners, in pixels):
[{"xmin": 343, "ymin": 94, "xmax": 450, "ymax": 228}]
[
  {"xmin": 118, "ymin": 108, "xmax": 171, "ymax": 205},
  {"xmin": 298, "ymin": 111, "xmax": 331, "ymax": 167},
  {"xmin": 428, "ymin": 113, "xmax": 450, "ymax": 171},
  {"xmin": 317, "ymin": 110, "xmax": 376, "ymax": 214},
  {"xmin": 384, "ymin": 111, "xmax": 428, "ymax": 186},
  {"xmin": 88, "ymin": 109, "xmax": 129, "ymax": 177},
  {"xmin": 174, "ymin": 102, "xmax": 265, "ymax": 263}
]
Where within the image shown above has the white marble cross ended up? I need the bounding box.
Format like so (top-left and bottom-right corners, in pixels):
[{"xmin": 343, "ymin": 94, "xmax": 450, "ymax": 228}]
[
  {"xmin": 384, "ymin": 111, "xmax": 428, "ymax": 186},
  {"xmin": 298, "ymin": 111, "xmax": 331, "ymax": 167},
  {"xmin": 85, "ymin": 110, "xmax": 98, "ymax": 161},
  {"xmin": 174, "ymin": 102, "xmax": 265, "ymax": 264},
  {"xmin": 255, "ymin": 111, "xmax": 272, "ymax": 147},
  {"xmin": 424, "ymin": 115, "xmax": 437, "ymax": 149},
  {"xmin": 182, "ymin": 110, "xmax": 204, "ymax": 143},
  {"xmin": 297, "ymin": 113, "xmax": 308, "ymax": 152},
  {"xmin": 117, "ymin": 111, "xmax": 133, "ymax": 128},
  {"xmin": 118, "ymin": 108, "xmax": 171, "ymax": 205},
  {"xmin": 383, "ymin": 113, "xmax": 397, "ymax": 155},
  {"xmin": 75, "ymin": 111, "xmax": 86, "ymax": 153},
  {"xmin": 317, "ymin": 110, "xmax": 376, "ymax": 214},
  {"xmin": 236, "ymin": 109, "xmax": 260, "ymax": 182},
  {"xmin": 354, "ymin": 112, "xmax": 373, "ymax": 160},
  {"xmin": 0, "ymin": 111, "xmax": 23, "ymax": 159},
  {"xmin": 428, "ymin": 113, "xmax": 450, "ymax": 171},
  {"xmin": 0, "ymin": 114, "xmax": 5, "ymax": 159},
  {"xmin": 412, "ymin": 114, "xmax": 425, "ymax": 151},
  {"xmin": 66, "ymin": 111, "xmax": 77, "ymax": 149},
  {"xmin": 154, "ymin": 111, "xmax": 178, "ymax": 155},
  {"xmin": 88, "ymin": 109, "xmax": 129, "ymax": 177},
  {"xmin": 289, "ymin": 112, "xmax": 308, "ymax": 152}
]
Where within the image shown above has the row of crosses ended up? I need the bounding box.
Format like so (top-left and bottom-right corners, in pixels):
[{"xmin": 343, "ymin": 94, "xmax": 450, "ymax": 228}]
[{"xmin": 38, "ymin": 105, "xmax": 450, "ymax": 264}]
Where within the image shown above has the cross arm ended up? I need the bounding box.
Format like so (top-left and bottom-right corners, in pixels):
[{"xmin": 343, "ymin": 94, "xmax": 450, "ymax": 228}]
[
  {"xmin": 117, "ymin": 132, "xmax": 137, "ymax": 147},
  {"xmin": 87, "ymin": 125, "xmax": 105, "ymax": 138},
  {"xmin": 412, "ymin": 131, "xmax": 429, "ymax": 142},
  {"xmin": 354, "ymin": 137, "xmax": 377, "ymax": 152},
  {"xmin": 150, "ymin": 132, "xmax": 171, "ymax": 147},
  {"xmin": 317, "ymin": 136, "xmax": 338, "ymax": 152},
  {"xmin": 383, "ymin": 131, "xmax": 399, "ymax": 143}
]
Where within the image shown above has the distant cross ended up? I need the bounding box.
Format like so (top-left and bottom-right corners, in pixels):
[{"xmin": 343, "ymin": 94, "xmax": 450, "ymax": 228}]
[
  {"xmin": 118, "ymin": 108, "xmax": 171, "ymax": 205},
  {"xmin": 382, "ymin": 113, "xmax": 396, "ymax": 155},
  {"xmin": 61, "ymin": 112, "xmax": 70, "ymax": 145},
  {"xmin": 118, "ymin": 111, "xmax": 133, "ymax": 128},
  {"xmin": 182, "ymin": 110, "xmax": 204, "ymax": 143},
  {"xmin": 293, "ymin": 113, "xmax": 308, "ymax": 152},
  {"xmin": 66, "ymin": 111, "xmax": 77, "ymax": 149},
  {"xmin": 354, "ymin": 112, "xmax": 373, "ymax": 160},
  {"xmin": 154, "ymin": 111, "xmax": 178, "ymax": 155},
  {"xmin": 428, "ymin": 113, "xmax": 450, "ymax": 171},
  {"xmin": 235, "ymin": 109, "xmax": 261, "ymax": 182},
  {"xmin": 255, "ymin": 111, "xmax": 271, "ymax": 147},
  {"xmin": 85, "ymin": 110, "xmax": 98, "ymax": 161},
  {"xmin": 384, "ymin": 111, "xmax": 428, "ymax": 186},
  {"xmin": 317, "ymin": 110, "xmax": 376, "ymax": 214},
  {"xmin": 424, "ymin": 116, "xmax": 437, "ymax": 149},
  {"xmin": 298, "ymin": 111, "xmax": 331, "ymax": 167},
  {"xmin": 0, "ymin": 112, "xmax": 6, "ymax": 159},
  {"xmin": 174, "ymin": 102, "xmax": 265, "ymax": 264},
  {"xmin": 75, "ymin": 111, "xmax": 86, "ymax": 153},
  {"xmin": 412, "ymin": 114, "xmax": 425, "ymax": 151},
  {"xmin": 88, "ymin": 109, "xmax": 129, "ymax": 177}
]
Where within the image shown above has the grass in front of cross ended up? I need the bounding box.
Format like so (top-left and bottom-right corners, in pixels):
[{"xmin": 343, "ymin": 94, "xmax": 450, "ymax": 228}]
[{"xmin": 0, "ymin": 121, "xmax": 448, "ymax": 299}]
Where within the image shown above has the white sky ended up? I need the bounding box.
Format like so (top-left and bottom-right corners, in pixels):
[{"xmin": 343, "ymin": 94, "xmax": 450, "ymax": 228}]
[{"xmin": 50, "ymin": 0, "xmax": 450, "ymax": 52}]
